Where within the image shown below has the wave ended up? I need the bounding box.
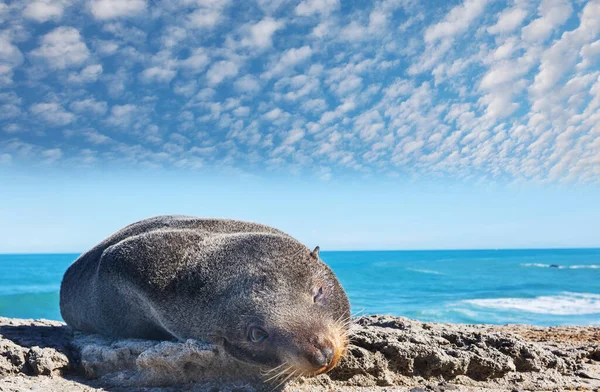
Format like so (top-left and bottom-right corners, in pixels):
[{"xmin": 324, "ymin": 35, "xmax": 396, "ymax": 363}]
[
  {"xmin": 521, "ymin": 263, "xmax": 600, "ymax": 269},
  {"xmin": 0, "ymin": 284, "xmax": 60, "ymax": 296},
  {"xmin": 405, "ymin": 268, "xmax": 445, "ymax": 275},
  {"xmin": 463, "ymin": 292, "xmax": 600, "ymax": 315}
]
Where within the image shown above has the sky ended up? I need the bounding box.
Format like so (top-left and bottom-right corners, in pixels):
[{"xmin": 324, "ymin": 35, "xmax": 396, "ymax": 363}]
[{"xmin": 0, "ymin": 0, "xmax": 599, "ymax": 252}]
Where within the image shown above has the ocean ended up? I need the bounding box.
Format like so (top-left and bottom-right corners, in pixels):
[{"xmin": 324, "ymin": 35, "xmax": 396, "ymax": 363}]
[{"xmin": 1, "ymin": 249, "xmax": 599, "ymax": 326}]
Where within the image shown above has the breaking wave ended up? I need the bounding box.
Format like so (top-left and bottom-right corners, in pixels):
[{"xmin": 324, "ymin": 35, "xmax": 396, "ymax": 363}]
[
  {"xmin": 521, "ymin": 263, "xmax": 600, "ymax": 269},
  {"xmin": 462, "ymin": 292, "xmax": 600, "ymax": 315}
]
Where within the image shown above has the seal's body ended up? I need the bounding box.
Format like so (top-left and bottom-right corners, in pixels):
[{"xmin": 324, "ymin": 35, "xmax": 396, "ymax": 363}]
[{"xmin": 60, "ymin": 215, "xmax": 350, "ymax": 375}]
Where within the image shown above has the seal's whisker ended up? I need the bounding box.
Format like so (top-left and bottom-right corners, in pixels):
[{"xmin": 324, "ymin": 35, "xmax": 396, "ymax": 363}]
[
  {"xmin": 264, "ymin": 363, "xmax": 293, "ymax": 383},
  {"xmin": 274, "ymin": 368, "xmax": 297, "ymax": 390},
  {"xmin": 270, "ymin": 367, "xmax": 296, "ymax": 391},
  {"xmin": 261, "ymin": 362, "xmax": 286, "ymax": 377}
]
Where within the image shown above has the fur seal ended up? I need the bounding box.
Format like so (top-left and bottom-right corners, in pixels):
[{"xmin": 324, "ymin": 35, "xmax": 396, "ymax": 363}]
[{"xmin": 60, "ymin": 215, "xmax": 350, "ymax": 377}]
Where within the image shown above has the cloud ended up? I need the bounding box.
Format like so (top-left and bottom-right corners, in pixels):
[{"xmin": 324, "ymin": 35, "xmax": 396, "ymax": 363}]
[
  {"xmin": 0, "ymin": 32, "xmax": 24, "ymax": 86},
  {"xmin": 0, "ymin": 104, "xmax": 21, "ymax": 120},
  {"xmin": 180, "ymin": 48, "xmax": 210, "ymax": 73},
  {"xmin": 206, "ymin": 60, "xmax": 239, "ymax": 85},
  {"xmin": 187, "ymin": 1, "xmax": 230, "ymax": 29},
  {"xmin": 106, "ymin": 104, "xmax": 137, "ymax": 127},
  {"xmin": 522, "ymin": 0, "xmax": 572, "ymax": 42},
  {"xmin": 487, "ymin": 6, "xmax": 528, "ymax": 35},
  {"xmin": 93, "ymin": 39, "xmax": 119, "ymax": 56},
  {"xmin": 234, "ymin": 75, "xmax": 261, "ymax": 94},
  {"xmin": 577, "ymin": 40, "xmax": 600, "ymax": 71},
  {"xmin": 1, "ymin": 0, "xmax": 600, "ymax": 182},
  {"xmin": 80, "ymin": 129, "xmax": 112, "ymax": 144},
  {"xmin": 424, "ymin": 0, "xmax": 489, "ymax": 43},
  {"xmin": 531, "ymin": 1, "xmax": 600, "ymax": 96},
  {"xmin": 140, "ymin": 66, "xmax": 176, "ymax": 83},
  {"xmin": 89, "ymin": 0, "xmax": 146, "ymax": 20},
  {"xmin": 30, "ymin": 26, "xmax": 90, "ymax": 69},
  {"xmin": 30, "ymin": 103, "xmax": 75, "ymax": 126},
  {"xmin": 70, "ymin": 98, "xmax": 107, "ymax": 115},
  {"xmin": 241, "ymin": 17, "xmax": 284, "ymax": 49},
  {"xmin": 40, "ymin": 148, "xmax": 62, "ymax": 163},
  {"xmin": 23, "ymin": 0, "xmax": 70, "ymax": 22},
  {"xmin": 263, "ymin": 45, "xmax": 312, "ymax": 79},
  {"xmin": 295, "ymin": 0, "xmax": 339, "ymax": 16},
  {"xmin": 68, "ymin": 64, "xmax": 103, "ymax": 83},
  {"xmin": 283, "ymin": 128, "xmax": 305, "ymax": 145}
]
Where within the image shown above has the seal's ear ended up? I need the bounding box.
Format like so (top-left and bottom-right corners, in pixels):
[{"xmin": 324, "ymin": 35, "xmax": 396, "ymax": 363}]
[{"xmin": 310, "ymin": 246, "xmax": 320, "ymax": 259}]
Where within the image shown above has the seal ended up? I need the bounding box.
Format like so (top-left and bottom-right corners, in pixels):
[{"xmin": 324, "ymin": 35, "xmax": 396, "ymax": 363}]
[{"xmin": 60, "ymin": 215, "xmax": 350, "ymax": 378}]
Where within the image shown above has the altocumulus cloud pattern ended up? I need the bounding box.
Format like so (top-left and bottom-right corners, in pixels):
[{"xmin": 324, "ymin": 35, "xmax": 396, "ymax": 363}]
[{"xmin": 0, "ymin": 0, "xmax": 599, "ymax": 181}]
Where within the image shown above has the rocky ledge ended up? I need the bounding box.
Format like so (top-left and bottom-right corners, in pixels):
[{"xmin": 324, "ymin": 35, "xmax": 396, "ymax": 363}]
[{"xmin": 1, "ymin": 316, "xmax": 599, "ymax": 391}]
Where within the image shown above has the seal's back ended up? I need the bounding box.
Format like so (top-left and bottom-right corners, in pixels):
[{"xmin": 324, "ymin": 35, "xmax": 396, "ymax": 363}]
[{"xmin": 59, "ymin": 215, "xmax": 291, "ymax": 339}]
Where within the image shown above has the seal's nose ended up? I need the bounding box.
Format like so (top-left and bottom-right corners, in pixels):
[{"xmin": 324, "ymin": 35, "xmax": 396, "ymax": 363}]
[
  {"xmin": 307, "ymin": 338, "xmax": 335, "ymax": 368},
  {"xmin": 321, "ymin": 345, "xmax": 334, "ymax": 365}
]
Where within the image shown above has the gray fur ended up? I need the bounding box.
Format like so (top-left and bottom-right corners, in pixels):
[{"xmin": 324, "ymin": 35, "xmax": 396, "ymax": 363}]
[{"xmin": 60, "ymin": 215, "xmax": 350, "ymax": 371}]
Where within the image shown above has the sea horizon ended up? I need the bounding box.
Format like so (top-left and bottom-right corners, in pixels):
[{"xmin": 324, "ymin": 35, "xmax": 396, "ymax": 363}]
[
  {"xmin": 3, "ymin": 246, "xmax": 600, "ymax": 255},
  {"xmin": 1, "ymin": 248, "xmax": 599, "ymax": 327}
]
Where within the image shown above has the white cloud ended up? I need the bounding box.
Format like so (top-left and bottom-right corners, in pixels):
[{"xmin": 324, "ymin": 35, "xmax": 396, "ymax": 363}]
[
  {"xmin": 263, "ymin": 46, "xmax": 312, "ymax": 79},
  {"xmin": 283, "ymin": 128, "xmax": 305, "ymax": 145},
  {"xmin": 0, "ymin": 103, "xmax": 21, "ymax": 120},
  {"xmin": 180, "ymin": 48, "xmax": 210, "ymax": 73},
  {"xmin": 340, "ymin": 21, "xmax": 368, "ymax": 42},
  {"xmin": 106, "ymin": 104, "xmax": 137, "ymax": 126},
  {"xmin": 70, "ymin": 98, "xmax": 107, "ymax": 115},
  {"xmin": 531, "ymin": 1, "xmax": 600, "ymax": 96},
  {"xmin": 23, "ymin": 0, "xmax": 69, "ymax": 22},
  {"xmin": 93, "ymin": 39, "xmax": 119, "ymax": 56},
  {"xmin": 0, "ymin": 32, "xmax": 24, "ymax": 86},
  {"xmin": 1, "ymin": 0, "xmax": 599, "ymax": 181},
  {"xmin": 81, "ymin": 129, "xmax": 112, "ymax": 144},
  {"xmin": 330, "ymin": 74, "xmax": 362, "ymax": 96},
  {"xmin": 241, "ymin": 17, "xmax": 284, "ymax": 49},
  {"xmin": 206, "ymin": 60, "xmax": 239, "ymax": 85},
  {"xmin": 30, "ymin": 102, "xmax": 75, "ymax": 126},
  {"xmin": 522, "ymin": 0, "xmax": 573, "ymax": 42},
  {"xmin": 89, "ymin": 0, "xmax": 146, "ymax": 20},
  {"xmin": 187, "ymin": 1, "xmax": 230, "ymax": 29},
  {"xmin": 140, "ymin": 66, "xmax": 177, "ymax": 83},
  {"xmin": 68, "ymin": 64, "xmax": 103, "ymax": 83},
  {"xmin": 42, "ymin": 148, "xmax": 63, "ymax": 164},
  {"xmin": 301, "ymin": 98, "xmax": 328, "ymax": 114},
  {"xmin": 234, "ymin": 75, "xmax": 261, "ymax": 94},
  {"xmin": 233, "ymin": 106, "xmax": 250, "ymax": 117},
  {"xmin": 30, "ymin": 27, "xmax": 89, "ymax": 69},
  {"xmin": 577, "ymin": 40, "xmax": 600, "ymax": 71},
  {"xmin": 424, "ymin": 0, "xmax": 489, "ymax": 43},
  {"xmin": 487, "ymin": 6, "xmax": 528, "ymax": 35},
  {"xmin": 295, "ymin": 0, "xmax": 339, "ymax": 16},
  {"xmin": 173, "ymin": 80, "xmax": 198, "ymax": 97},
  {"xmin": 264, "ymin": 107, "xmax": 283, "ymax": 121}
]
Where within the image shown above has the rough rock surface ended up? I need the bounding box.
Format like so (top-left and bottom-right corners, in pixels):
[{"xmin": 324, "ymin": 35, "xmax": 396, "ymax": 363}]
[{"xmin": 1, "ymin": 316, "xmax": 599, "ymax": 392}]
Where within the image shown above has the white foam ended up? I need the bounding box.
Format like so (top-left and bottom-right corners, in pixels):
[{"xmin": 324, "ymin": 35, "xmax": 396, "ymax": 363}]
[
  {"xmin": 521, "ymin": 263, "xmax": 600, "ymax": 269},
  {"xmin": 463, "ymin": 292, "xmax": 600, "ymax": 315},
  {"xmin": 405, "ymin": 268, "xmax": 444, "ymax": 275}
]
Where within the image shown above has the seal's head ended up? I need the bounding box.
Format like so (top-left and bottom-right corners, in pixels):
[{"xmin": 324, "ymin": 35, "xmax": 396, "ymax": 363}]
[{"xmin": 211, "ymin": 239, "xmax": 351, "ymax": 379}]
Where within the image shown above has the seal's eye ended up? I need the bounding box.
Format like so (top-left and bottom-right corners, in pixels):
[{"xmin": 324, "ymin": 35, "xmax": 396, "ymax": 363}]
[
  {"xmin": 313, "ymin": 286, "xmax": 324, "ymax": 303},
  {"xmin": 248, "ymin": 326, "xmax": 268, "ymax": 343}
]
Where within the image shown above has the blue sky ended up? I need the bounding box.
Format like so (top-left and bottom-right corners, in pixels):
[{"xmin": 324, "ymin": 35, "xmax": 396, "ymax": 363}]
[{"xmin": 1, "ymin": 0, "xmax": 599, "ymax": 252}]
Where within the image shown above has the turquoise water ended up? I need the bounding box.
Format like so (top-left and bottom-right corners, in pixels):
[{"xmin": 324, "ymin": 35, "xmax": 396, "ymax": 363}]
[{"xmin": 1, "ymin": 249, "xmax": 599, "ymax": 325}]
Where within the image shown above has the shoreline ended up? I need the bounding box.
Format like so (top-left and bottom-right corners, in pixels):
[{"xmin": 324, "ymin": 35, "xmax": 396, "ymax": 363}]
[{"xmin": 1, "ymin": 315, "xmax": 599, "ymax": 391}]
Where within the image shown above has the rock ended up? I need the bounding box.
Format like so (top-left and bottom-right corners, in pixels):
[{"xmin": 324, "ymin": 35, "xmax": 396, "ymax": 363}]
[
  {"xmin": 577, "ymin": 370, "xmax": 600, "ymax": 380},
  {"xmin": 26, "ymin": 346, "xmax": 69, "ymax": 376},
  {"xmin": 1, "ymin": 316, "xmax": 600, "ymax": 391}
]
